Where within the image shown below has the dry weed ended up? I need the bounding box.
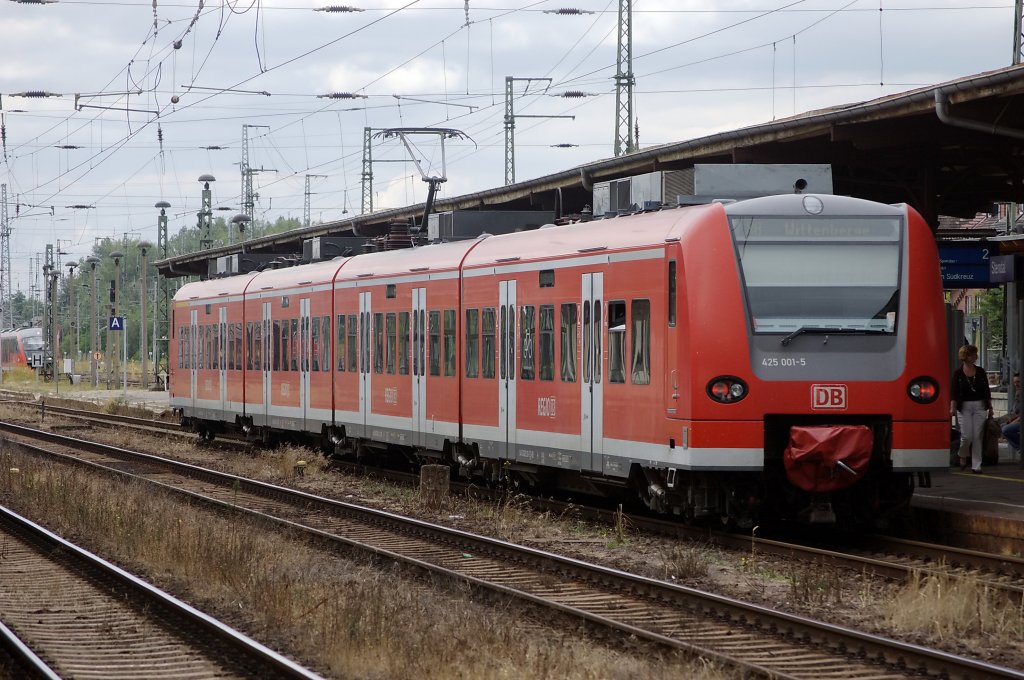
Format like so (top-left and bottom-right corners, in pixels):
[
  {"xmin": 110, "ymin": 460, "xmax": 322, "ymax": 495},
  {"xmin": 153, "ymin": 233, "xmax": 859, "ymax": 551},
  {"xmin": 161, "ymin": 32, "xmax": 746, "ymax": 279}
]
[
  {"xmin": 660, "ymin": 542, "xmax": 711, "ymax": 582},
  {"xmin": 0, "ymin": 447, "xmax": 732, "ymax": 679},
  {"xmin": 787, "ymin": 560, "xmax": 843, "ymax": 606},
  {"xmin": 886, "ymin": 570, "xmax": 1024, "ymax": 643}
]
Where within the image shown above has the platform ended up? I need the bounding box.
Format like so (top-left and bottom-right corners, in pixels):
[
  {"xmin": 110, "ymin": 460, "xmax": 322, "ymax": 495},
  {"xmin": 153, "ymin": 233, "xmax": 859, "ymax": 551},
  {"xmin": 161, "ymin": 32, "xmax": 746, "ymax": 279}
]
[{"xmin": 908, "ymin": 442, "xmax": 1024, "ymax": 554}]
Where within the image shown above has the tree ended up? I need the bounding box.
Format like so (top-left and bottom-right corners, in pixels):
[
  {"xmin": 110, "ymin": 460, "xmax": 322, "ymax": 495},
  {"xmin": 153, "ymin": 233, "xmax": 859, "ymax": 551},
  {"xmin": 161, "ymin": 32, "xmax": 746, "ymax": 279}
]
[{"xmin": 977, "ymin": 287, "xmax": 1004, "ymax": 353}]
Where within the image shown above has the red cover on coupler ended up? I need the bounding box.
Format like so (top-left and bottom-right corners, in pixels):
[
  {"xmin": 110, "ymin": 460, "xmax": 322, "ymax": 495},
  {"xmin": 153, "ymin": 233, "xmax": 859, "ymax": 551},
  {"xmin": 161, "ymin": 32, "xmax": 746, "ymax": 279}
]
[{"xmin": 783, "ymin": 425, "xmax": 873, "ymax": 493}]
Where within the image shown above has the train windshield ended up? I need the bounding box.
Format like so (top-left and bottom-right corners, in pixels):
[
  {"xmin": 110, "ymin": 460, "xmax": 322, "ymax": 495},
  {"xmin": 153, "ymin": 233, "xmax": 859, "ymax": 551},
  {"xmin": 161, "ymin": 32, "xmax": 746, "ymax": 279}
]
[
  {"xmin": 22, "ymin": 335, "xmax": 44, "ymax": 351},
  {"xmin": 730, "ymin": 216, "xmax": 901, "ymax": 335}
]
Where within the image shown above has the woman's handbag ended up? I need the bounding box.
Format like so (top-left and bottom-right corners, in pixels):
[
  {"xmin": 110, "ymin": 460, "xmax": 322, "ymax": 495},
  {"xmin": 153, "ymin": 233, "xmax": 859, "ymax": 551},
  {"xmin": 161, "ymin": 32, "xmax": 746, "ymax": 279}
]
[{"xmin": 983, "ymin": 417, "xmax": 1001, "ymax": 465}]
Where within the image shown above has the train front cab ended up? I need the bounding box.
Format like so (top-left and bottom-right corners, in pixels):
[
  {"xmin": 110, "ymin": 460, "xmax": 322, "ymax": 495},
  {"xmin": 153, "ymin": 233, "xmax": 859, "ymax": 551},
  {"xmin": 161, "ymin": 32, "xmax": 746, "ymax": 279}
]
[{"xmin": 657, "ymin": 194, "xmax": 949, "ymax": 527}]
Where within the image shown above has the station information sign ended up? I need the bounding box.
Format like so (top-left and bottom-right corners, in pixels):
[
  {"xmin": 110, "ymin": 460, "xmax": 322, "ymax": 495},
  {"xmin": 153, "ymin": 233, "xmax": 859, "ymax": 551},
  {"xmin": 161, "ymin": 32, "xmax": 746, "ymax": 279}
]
[{"xmin": 938, "ymin": 242, "xmax": 996, "ymax": 288}]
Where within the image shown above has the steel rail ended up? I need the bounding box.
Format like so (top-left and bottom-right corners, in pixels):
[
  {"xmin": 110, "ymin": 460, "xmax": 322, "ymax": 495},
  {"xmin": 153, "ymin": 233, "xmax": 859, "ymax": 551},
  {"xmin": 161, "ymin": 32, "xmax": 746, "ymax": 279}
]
[
  {"xmin": 1, "ymin": 420, "xmax": 1021, "ymax": 680},
  {"xmin": 0, "ymin": 503, "xmax": 322, "ymax": 680},
  {"xmin": 0, "ymin": 619, "xmax": 61, "ymax": 680}
]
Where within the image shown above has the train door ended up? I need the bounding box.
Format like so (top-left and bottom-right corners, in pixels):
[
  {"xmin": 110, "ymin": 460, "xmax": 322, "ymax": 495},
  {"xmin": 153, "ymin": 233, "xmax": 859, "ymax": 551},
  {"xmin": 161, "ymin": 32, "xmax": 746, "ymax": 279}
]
[
  {"xmin": 261, "ymin": 301, "xmax": 272, "ymax": 426},
  {"xmin": 412, "ymin": 288, "xmax": 427, "ymax": 447},
  {"xmin": 499, "ymin": 280, "xmax": 517, "ymax": 457},
  {"xmin": 300, "ymin": 298, "xmax": 311, "ymax": 429},
  {"xmin": 359, "ymin": 291, "xmax": 371, "ymax": 435},
  {"xmin": 581, "ymin": 273, "xmax": 604, "ymax": 471},
  {"xmin": 190, "ymin": 309, "xmax": 198, "ymax": 413},
  {"xmin": 218, "ymin": 307, "xmax": 227, "ymax": 415}
]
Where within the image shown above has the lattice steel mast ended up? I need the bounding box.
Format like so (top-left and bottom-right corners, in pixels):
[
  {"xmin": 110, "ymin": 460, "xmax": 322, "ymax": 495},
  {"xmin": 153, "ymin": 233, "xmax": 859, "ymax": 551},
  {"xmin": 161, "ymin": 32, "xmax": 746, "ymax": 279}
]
[
  {"xmin": 613, "ymin": 0, "xmax": 635, "ymax": 156},
  {"xmin": 361, "ymin": 127, "xmax": 374, "ymax": 214},
  {"xmin": 241, "ymin": 124, "xmax": 272, "ymax": 239},
  {"xmin": 1015, "ymin": 0, "xmax": 1023, "ymax": 65},
  {"xmin": 504, "ymin": 77, "xmax": 574, "ymax": 185},
  {"xmin": 304, "ymin": 174, "xmax": 326, "ymax": 227},
  {"xmin": 0, "ymin": 184, "xmax": 10, "ymax": 328}
]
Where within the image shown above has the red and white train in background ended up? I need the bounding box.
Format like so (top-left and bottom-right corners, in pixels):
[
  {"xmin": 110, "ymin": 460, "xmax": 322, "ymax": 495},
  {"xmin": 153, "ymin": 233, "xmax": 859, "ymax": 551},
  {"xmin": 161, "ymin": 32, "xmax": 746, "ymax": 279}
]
[{"xmin": 171, "ymin": 192, "xmax": 949, "ymax": 527}]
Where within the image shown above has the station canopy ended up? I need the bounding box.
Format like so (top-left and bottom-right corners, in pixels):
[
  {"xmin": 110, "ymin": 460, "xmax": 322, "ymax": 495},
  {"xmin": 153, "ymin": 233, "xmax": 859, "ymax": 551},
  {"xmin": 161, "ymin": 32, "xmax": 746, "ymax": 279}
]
[{"xmin": 158, "ymin": 64, "xmax": 1024, "ymax": 280}]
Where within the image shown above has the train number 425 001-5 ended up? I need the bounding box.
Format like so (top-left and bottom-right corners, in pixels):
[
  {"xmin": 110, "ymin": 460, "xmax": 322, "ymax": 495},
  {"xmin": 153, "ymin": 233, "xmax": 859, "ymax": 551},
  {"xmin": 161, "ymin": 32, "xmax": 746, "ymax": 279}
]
[{"xmin": 762, "ymin": 357, "xmax": 806, "ymax": 367}]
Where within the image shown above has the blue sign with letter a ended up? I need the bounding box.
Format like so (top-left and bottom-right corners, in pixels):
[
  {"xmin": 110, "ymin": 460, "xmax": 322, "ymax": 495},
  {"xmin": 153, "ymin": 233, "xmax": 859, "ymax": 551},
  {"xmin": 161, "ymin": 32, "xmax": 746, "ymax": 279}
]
[{"xmin": 108, "ymin": 316, "xmax": 125, "ymax": 331}]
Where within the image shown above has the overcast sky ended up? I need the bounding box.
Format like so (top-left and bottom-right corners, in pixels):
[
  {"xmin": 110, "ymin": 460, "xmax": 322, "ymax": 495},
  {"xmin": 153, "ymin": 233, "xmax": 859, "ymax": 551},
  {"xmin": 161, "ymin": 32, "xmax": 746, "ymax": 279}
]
[{"xmin": 0, "ymin": 0, "xmax": 1015, "ymax": 293}]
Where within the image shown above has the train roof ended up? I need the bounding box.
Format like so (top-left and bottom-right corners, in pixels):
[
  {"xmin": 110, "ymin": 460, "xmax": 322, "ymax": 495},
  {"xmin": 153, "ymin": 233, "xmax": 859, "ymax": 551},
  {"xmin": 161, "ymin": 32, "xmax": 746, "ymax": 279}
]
[
  {"xmin": 174, "ymin": 271, "xmax": 257, "ymax": 303},
  {"xmin": 332, "ymin": 239, "xmax": 480, "ymax": 281},
  {"xmin": 0, "ymin": 327, "xmax": 42, "ymax": 338},
  {"xmin": 175, "ymin": 239, "xmax": 483, "ymax": 301},
  {"xmin": 461, "ymin": 203, "xmax": 721, "ymax": 269}
]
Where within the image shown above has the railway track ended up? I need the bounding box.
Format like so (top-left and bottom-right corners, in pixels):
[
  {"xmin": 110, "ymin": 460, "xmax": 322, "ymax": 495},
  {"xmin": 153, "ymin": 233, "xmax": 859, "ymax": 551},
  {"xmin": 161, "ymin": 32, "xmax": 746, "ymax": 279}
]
[
  {"xmin": 0, "ymin": 502, "xmax": 319, "ymax": 680},
  {"xmin": 331, "ymin": 459, "xmax": 1024, "ymax": 602},
  {"xmin": 0, "ymin": 421, "xmax": 1020, "ymax": 680},
  {"xmin": 5, "ymin": 397, "xmax": 1023, "ymax": 603}
]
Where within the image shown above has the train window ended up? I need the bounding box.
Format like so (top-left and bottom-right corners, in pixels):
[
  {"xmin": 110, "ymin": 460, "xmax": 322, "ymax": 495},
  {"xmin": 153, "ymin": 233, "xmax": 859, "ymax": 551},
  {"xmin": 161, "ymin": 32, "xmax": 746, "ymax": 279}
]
[
  {"xmin": 228, "ymin": 324, "xmax": 235, "ymax": 371},
  {"xmin": 507, "ymin": 305, "xmax": 516, "ymax": 378},
  {"xmin": 465, "ymin": 309, "xmax": 479, "ymax": 378},
  {"xmin": 631, "ymin": 299, "xmax": 651, "ymax": 385},
  {"xmin": 359, "ymin": 313, "xmax": 367, "ymax": 374},
  {"xmin": 321, "ymin": 317, "xmax": 331, "ymax": 372},
  {"xmin": 668, "ymin": 261, "xmax": 677, "ymax": 327},
  {"xmin": 429, "ymin": 311, "xmax": 441, "ymax": 376},
  {"xmin": 386, "ymin": 284, "xmax": 396, "ymax": 299},
  {"xmin": 499, "ymin": 307, "xmax": 507, "ymax": 380},
  {"xmin": 386, "ymin": 313, "xmax": 396, "ymax": 374},
  {"xmin": 520, "ymin": 305, "xmax": 535, "ymax": 381},
  {"xmin": 539, "ymin": 305, "xmax": 555, "ymax": 381},
  {"xmin": 179, "ymin": 327, "xmax": 185, "ymax": 369},
  {"xmin": 539, "ymin": 270, "xmax": 554, "ymax": 288},
  {"xmin": 336, "ymin": 315, "xmax": 346, "ymax": 371},
  {"xmin": 482, "ymin": 308, "xmax": 496, "ymax": 379},
  {"xmin": 291, "ymin": 319, "xmax": 300, "ymax": 372},
  {"xmin": 374, "ymin": 312, "xmax": 384, "ymax": 374},
  {"xmin": 398, "ymin": 312, "xmax": 409, "ymax": 375},
  {"xmin": 274, "ymin": 320, "xmax": 282, "ymax": 372},
  {"xmin": 594, "ymin": 302, "xmax": 601, "ymax": 384},
  {"xmin": 246, "ymin": 323, "xmax": 254, "ymax": 371},
  {"xmin": 348, "ymin": 315, "xmax": 358, "ymax": 372},
  {"xmin": 253, "ymin": 322, "xmax": 262, "ymax": 372},
  {"xmin": 608, "ymin": 301, "xmax": 626, "ymax": 383},
  {"xmin": 560, "ymin": 303, "xmax": 577, "ymax": 383},
  {"xmin": 444, "ymin": 309, "xmax": 456, "ymax": 377},
  {"xmin": 202, "ymin": 325, "xmax": 207, "ymax": 369},
  {"xmin": 197, "ymin": 325, "xmax": 204, "ymax": 370},
  {"xmin": 234, "ymin": 323, "xmax": 241, "ymax": 370},
  {"xmin": 418, "ymin": 310, "xmax": 426, "ymax": 376},
  {"xmin": 582, "ymin": 304, "xmax": 591, "ymax": 383},
  {"xmin": 312, "ymin": 317, "xmax": 321, "ymax": 372}
]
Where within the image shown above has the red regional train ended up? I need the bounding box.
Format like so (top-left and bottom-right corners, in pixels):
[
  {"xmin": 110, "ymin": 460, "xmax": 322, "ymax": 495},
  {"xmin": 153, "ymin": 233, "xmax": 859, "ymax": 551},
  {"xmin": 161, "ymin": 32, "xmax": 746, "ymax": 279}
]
[
  {"xmin": 0, "ymin": 327, "xmax": 45, "ymax": 370},
  {"xmin": 170, "ymin": 193, "xmax": 949, "ymax": 527}
]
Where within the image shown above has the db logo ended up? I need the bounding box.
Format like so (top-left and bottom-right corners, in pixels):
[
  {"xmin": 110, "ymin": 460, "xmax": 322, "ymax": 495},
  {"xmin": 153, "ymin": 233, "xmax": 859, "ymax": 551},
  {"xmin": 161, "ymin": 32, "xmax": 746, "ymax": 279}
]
[{"xmin": 811, "ymin": 384, "xmax": 847, "ymax": 410}]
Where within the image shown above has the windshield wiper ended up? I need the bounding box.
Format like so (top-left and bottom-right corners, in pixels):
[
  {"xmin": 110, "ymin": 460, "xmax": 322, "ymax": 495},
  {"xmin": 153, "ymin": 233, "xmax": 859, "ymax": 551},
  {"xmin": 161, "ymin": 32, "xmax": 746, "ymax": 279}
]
[{"xmin": 780, "ymin": 326, "xmax": 887, "ymax": 346}]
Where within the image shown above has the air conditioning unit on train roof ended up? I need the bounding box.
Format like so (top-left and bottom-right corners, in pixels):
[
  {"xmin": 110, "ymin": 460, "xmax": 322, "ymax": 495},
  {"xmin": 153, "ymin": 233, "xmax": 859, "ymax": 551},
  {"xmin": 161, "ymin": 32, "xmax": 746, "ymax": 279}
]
[
  {"xmin": 591, "ymin": 164, "xmax": 833, "ymax": 216},
  {"xmin": 206, "ymin": 253, "xmax": 280, "ymax": 278},
  {"xmin": 426, "ymin": 210, "xmax": 555, "ymax": 242}
]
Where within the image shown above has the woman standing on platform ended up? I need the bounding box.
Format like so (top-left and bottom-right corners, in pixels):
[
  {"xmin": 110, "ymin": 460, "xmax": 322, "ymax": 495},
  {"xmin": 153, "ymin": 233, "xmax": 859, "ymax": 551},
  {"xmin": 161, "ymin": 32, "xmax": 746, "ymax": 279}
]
[{"xmin": 951, "ymin": 344, "xmax": 993, "ymax": 473}]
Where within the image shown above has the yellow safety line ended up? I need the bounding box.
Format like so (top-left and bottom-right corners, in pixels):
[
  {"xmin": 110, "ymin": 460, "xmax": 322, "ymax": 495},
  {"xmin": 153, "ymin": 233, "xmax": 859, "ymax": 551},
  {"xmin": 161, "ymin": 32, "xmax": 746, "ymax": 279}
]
[{"xmin": 952, "ymin": 470, "xmax": 1024, "ymax": 483}]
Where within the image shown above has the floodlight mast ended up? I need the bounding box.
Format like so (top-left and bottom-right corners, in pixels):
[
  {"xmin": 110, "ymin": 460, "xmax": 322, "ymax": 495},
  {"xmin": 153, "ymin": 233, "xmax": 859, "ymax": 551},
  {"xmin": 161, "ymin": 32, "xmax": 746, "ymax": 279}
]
[{"xmin": 374, "ymin": 127, "xmax": 475, "ymax": 232}]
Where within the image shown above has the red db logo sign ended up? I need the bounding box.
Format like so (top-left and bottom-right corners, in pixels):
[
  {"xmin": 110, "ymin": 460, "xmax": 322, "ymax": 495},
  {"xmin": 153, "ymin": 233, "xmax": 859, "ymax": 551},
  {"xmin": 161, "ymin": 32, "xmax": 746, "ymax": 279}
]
[{"xmin": 811, "ymin": 384, "xmax": 847, "ymax": 410}]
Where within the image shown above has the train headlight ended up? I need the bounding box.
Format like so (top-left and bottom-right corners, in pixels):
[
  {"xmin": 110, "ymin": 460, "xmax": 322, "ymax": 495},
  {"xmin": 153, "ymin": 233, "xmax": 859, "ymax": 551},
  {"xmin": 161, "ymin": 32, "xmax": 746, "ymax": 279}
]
[
  {"xmin": 907, "ymin": 377, "xmax": 939, "ymax": 404},
  {"xmin": 707, "ymin": 376, "xmax": 748, "ymax": 403}
]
